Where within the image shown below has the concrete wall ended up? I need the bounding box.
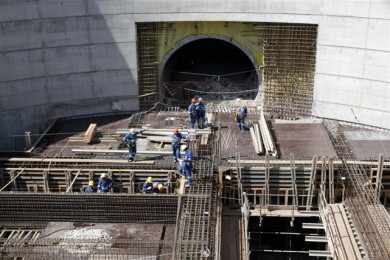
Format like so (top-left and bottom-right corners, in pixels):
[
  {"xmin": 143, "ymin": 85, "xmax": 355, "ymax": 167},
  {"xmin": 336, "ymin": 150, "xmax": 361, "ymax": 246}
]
[{"xmin": 1, "ymin": 0, "xmax": 390, "ymax": 149}]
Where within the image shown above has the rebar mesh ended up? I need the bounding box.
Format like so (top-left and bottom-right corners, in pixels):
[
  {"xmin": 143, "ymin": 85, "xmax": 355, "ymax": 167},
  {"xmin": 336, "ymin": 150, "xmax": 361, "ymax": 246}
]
[
  {"xmin": 324, "ymin": 120, "xmax": 390, "ymax": 259},
  {"xmin": 256, "ymin": 23, "xmax": 317, "ymax": 119}
]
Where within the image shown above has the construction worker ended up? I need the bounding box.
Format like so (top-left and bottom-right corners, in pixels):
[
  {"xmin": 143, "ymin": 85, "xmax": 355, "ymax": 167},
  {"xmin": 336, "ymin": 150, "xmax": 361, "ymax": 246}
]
[
  {"xmin": 236, "ymin": 106, "xmax": 248, "ymax": 131},
  {"xmin": 196, "ymin": 97, "xmax": 206, "ymax": 129},
  {"xmin": 123, "ymin": 129, "xmax": 142, "ymax": 162},
  {"xmin": 172, "ymin": 128, "xmax": 185, "ymax": 162},
  {"xmin": 180, "ymin": 145, "xmax": 193, "ymax": 188},
  {"xmin": 151, "ymin": 182, "xmax": 166, "ymax": 193},
  {"xmin": 156, "ymin": 183, "xmax": 166, "ymax": 193},
  {"xmin": 97, "ymin": 173, "xmax": 112, "ymax": 193},
  {"xmin": 143, "ymin": 176, "xmax": 153, "ymax": 193},
  {"xmin": 188, "ymin": 97, "xmax": 198, "ymax": 128},
  {"xmin": 82, "ymin": 180, "xmax": 97, "ymax": 193}
]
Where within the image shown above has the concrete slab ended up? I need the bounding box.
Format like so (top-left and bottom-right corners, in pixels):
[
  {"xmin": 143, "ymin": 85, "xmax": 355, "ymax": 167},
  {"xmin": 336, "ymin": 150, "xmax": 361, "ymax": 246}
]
[
  {"xmin": 344, "ymin": 128, "xmax": 390, "ymax": 160},
  {"xmin": 272, "ymin": 122, "xmax": 337, "ymax": 160}
]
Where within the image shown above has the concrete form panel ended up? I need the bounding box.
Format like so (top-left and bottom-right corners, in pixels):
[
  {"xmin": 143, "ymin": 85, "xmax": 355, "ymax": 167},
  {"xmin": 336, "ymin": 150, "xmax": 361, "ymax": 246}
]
[
  {"xmin": 366, "ymin": 19, "xmax": 390, "ymax": 52},
  {"xmin": 0, "ymin": 0, "xmax": 39, "ymax": 22},
  {"xmin": 316, "ymin": 45, "xmax": 366, "ymax": 78},
  {"xmin": 0, "ymin": 49, "xmax": 46, "ymax": 81},
  {"xmin": 89, "ymin": 0, "xmax": 134, "ymax": 15},
  {"xmin": 42, "ymin": 17, "xmax": 90, "ymax": 47},
  {"xmin": 44, "ymin": 46, "xmax": 91, "ymax": 76},
  {"xmin": 37, "ymin": 0, "xmax": 87, "ymax": 19},
  {"xmin": 369, "ymin": 0, "xmax": 390, "ymax": 20},
  {"xmin": 320, "ymin": 0, "xmax": 369, "ymax": 17},
  {"xmin": 88, "ymin": 14, "xmax": 136, "ymax": 43},
  {"xmin": 317, "ymin": 16, "xmax": 368, "ymax": 48}
]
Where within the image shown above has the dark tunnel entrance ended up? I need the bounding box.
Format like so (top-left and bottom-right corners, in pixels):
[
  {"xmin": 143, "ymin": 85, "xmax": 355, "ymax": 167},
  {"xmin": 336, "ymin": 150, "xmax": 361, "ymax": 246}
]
[{"xmin": 160, "ymin": 38, "xmax": 260, "ymax": 105}]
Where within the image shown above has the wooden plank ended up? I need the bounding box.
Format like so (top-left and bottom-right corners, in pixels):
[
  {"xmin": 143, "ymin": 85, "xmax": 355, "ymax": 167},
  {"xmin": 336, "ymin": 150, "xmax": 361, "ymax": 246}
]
[
  {"xmin": 250, "ymin": 126, "xmax": 260, "ymax": 154},
  {"xmin": 227, "ymin": 159, "xmax": 390, "ymax": 166},
  {"xmin": 84, "ymin": 123, "xmax": 97, "ymax": 144},
  {"xmin": 0, "ymin": 157, "xmax": 155, "ymax": 164},
  {"xmin": 0, "ymin": 169, "xmax": 24, "ymax": 192},
  {"xmin": 66, "ymin": 170, "xmax": 81, "ymax": 192},
  {"xmin": 4, "ymin": 167, "xmax": 175, "ymax": 173},
  {"xmin": 254, "ymin": 123, "xmax": 264, "ymax": 154},
  {"xmin": 72, "ymin": 149, "xmax": 183, "ymax": 156},
  {"xmin": 201, "ymin": 134, "xmax": 209, "ymax": 145}
]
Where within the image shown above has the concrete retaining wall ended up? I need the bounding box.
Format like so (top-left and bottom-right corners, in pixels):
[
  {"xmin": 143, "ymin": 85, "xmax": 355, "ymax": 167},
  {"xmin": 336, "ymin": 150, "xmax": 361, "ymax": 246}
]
[{"xmin": 1, "ymin": 0, "xmax": 390, "ymax": 149}]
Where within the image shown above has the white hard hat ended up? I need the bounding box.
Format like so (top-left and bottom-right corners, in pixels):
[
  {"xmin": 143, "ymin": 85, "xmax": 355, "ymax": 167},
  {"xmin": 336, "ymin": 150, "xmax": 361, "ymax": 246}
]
[
  {"xmin": 181, "ymin": 144, "xmax": 189, "ymax": 151},
  {"xmin": 198, "ymin": 97, "xmax": 203, "ymax": 102},
  {"xmin": 236, "ymin": 98, "xmax": 241, "ymax": 102},
  {"xmin": 101, "ymin": 173, "xmax": 108, "ymax": 178}
]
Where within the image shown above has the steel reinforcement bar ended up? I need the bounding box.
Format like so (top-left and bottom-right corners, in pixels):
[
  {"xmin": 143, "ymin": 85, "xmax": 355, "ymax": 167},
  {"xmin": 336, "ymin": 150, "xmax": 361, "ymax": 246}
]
[{"xmin": 0, "ymin": 193, "xmax": 178, "ymax": 224}]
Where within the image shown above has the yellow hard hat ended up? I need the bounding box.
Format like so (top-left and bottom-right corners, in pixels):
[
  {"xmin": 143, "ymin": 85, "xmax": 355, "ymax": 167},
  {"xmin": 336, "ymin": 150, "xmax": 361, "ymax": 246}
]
[
  {"xmin": 88, "ymin": 180, "xmax": 94, "ymax": 186},
  {"xmin": 157, "ymin": 183, "xmax": 163, "ymax": 190},
  {"xmin": 146, "ymin": 177, "xmax": 153, "ymax": 183}
]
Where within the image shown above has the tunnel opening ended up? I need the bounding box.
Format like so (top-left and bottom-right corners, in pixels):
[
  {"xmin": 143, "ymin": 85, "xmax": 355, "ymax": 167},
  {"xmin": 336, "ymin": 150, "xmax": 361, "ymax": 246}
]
[{"xmin": 161, "ymin": 38, "xmax": 259, "ymax": 105}]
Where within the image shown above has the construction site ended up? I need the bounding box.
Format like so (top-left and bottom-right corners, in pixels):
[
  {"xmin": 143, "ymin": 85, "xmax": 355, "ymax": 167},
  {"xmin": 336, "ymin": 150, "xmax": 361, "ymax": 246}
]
[{"xmin": 1, "ymin": 1, "xmax": 390, "ymax": 260}]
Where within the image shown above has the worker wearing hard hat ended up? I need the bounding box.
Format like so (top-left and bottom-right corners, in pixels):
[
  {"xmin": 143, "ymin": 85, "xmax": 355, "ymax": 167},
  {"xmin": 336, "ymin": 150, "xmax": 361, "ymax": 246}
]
[
  {"xmin": 196, "ymin": 97, "xmax": 206, "ymax": 129},
  {"xmin": 188, "ymin": 97, "xmax": 198, "ymax": 128},
  {"xmin": 83, "ymin": 180, "xmax": 97, "ymax": 193},
  {"xmin": 123, "ymin": 129, "xmax": 144, "ymax": 162},
  {"xmin": 97, "ymin": 173, "xmax": 112, "ymax": 193},
  {"xmin": 236, "ymin": 106, "xmax": 248, "ymax": 131},
  {"xmin": 172, "ymin": 128, "xmax": 186, "ymax": 162},
  {"xmin": 143, "ymin": 176, "xmax": 153, "ymax": 193},
  {"xmin": 180, "ymin": 145, "xmax": 193, "ymax": 188}
]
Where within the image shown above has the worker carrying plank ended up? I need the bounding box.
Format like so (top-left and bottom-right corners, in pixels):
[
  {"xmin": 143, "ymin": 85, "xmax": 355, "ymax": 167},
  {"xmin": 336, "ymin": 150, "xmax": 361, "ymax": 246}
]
[
  {"xmin": 196, "ymin": 97, "xmax": 207, "ymax": 129},
  {"xmin": 122, "ymin": 129, "xmax": 144, "ymax": 162},
  {"xmin": 236, "ymin": 106, "xmax": 248, "ymax": 131},
  {"xmin": 97, "ymin": 173, "xmax": 112, "ymax": 193},
  {"xmin": 172, "ymin": 128, "xmax": 186, "ymax": 162},
  {"xmin": 179, "ymin": 145, "xmax": 193, "ymax": 188}
]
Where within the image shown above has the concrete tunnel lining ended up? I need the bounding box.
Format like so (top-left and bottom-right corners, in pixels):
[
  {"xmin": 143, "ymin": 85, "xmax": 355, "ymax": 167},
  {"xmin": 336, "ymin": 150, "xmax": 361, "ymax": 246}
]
[{"xmin": 159, "ymin": 35, "xmax": 261, "ymax": 103}]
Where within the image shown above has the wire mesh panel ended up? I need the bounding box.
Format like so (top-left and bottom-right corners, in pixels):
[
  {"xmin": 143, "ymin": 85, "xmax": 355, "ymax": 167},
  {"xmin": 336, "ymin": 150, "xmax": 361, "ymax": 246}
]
[
  {"xmin": 0, "ymin": 193, "xmax": 178, "ymax": 224},
  {"xmin": 257, "ymin": 23, "xmax": 317, "ymax": 119}
]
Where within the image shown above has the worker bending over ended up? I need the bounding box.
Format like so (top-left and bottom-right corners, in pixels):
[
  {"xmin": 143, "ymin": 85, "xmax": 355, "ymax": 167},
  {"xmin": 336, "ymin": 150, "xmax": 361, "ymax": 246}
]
[
  {"xmin": 196, "ymin": 97, "xmax": 206, "ymax": 129},
  {"xmin": 236, "ymin": 106, "xmax": 248, "ymax": 131},
  {"xmin": 123, "ymin": 129, "xmax": 143, "ymax": 162},
  {"xmin": 143, "ymin": 176, "xmax": 153, "ymax": 193},
  {"xmin": 172, "ymin": 128, "xmax": 186, "ymax": 162},
  {"xmin": 180, "ymin": 145, "xmax": 193, "ymax": 188},
  {"xmin": 97, "ymin": 173, "xmax": 112, "ymax": 193},
  {"xmin": 188, "ymin": 98, "xmax": 198, "ymax": 128},
  {"xmin": 83, "ymin": 180, "xmax": 97, "ymax": 193}
]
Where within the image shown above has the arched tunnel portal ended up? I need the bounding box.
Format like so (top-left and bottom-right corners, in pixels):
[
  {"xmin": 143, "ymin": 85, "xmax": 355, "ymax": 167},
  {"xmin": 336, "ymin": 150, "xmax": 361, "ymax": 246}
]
[{"xmin": 160, "ymin": 37, "xmax": 260, "ymax": 104}]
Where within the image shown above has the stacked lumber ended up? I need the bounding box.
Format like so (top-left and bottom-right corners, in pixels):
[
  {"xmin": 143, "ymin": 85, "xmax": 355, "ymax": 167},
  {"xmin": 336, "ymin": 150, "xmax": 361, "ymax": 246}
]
[
  {"xmin": 259, "ymin": 113, "xmax": 278, "ymax": 157},
  {"xmin": 250, "ymin": 123, "xmax": 263, "ymax": 155}
]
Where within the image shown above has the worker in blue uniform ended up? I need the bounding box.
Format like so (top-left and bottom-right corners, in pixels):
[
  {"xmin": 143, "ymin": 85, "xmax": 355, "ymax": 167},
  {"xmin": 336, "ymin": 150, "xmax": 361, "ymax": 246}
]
[
  {"xmin": 83, "ymin": 180, "xmax": 97, "ymax": 193},
  {"xmin": 188, "ymin": 98, "xmax": 198, "ymax": 128},
  {"xmin": 172, "ymin": 128, "xmax": 186, "ymax": 162},
  {"xmin": 123, "ymin": 129, "xmax": 142, "ymax": 162},
  {"xmin": 97, "ymin": 173, "xmax": 112, "ymax": 193},
  {"xmin": 236, "ymin": 106, "xmax": 248, "ymax": 131},
  {"xmin": 181, "ymin": 145, "xmax": 193, "ymax": 188},
  {"xmin": 196, "ymin": 97, "xmax": 206, "ymax": 129},
  {"xmin": 143, "ymin": 176, "xmax": 153, "ymax": 193}
]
